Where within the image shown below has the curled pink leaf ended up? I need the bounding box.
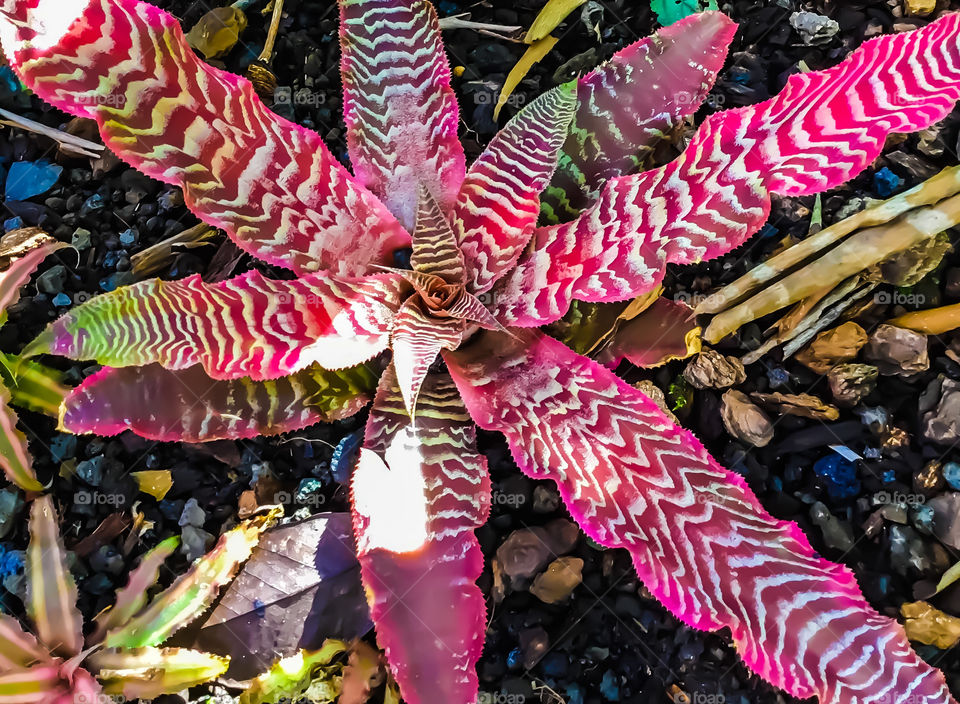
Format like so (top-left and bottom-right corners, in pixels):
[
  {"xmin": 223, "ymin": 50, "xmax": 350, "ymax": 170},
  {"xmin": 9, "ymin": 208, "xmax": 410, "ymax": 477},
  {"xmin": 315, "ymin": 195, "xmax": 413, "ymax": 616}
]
[
  {"xmin": 0, "ymin": 0, "xmax": 411, "ymax": 276},
  {"xmin": 493, "ymin": 13, "xmax": 960, "ymax": 326},
  {"xmin": 446, "ymin": 329, "xmax": 955, "ymax": 704},
  {"xmin": 339, "ymin": 0, "xmax": 465, "ymax": 229}
]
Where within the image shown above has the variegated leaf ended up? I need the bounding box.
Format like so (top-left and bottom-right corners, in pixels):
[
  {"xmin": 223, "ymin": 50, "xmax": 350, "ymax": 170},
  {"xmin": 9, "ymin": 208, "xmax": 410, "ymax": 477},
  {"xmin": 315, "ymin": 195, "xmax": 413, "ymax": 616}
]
[
  {"xmin": 238, "ymin": 641, "xmax": 348, "ymax": 704},
  {"xmin": 339, "ymin": 0, "xmax": 465, "ymax": 230},
  {"xmin": 0, "ymin": 615, "xmax": 50, "ymax": 672},
  {"xmin": 0, "ymin": 229, "xmax": 67, "ymax": 313},
  {"xmin": 493, "ymin": 13, "xmax": 960, "ymax": 326},
  {"xmin": 541, "ymin": 12, "xmax": 736, "ymax": 222},
  {"xmin": 453, "ymin": 82, "xmax": 577, "ymax": 293},
  {"xmin": 352, "ymin": 365, "xmax": 489, "ymax": 704},
  {"xmin": 445, "ymin": 329, "xmax": 953, "ymax": 704},
  {"xmin": 0, "ymin": 665, "xmax": 64, "ymax": 704},
  {"xmin": 0, "ymin": 384, "xmax": 41, "ymax": 492},
  {"xmin": 390, "ymin": 298, "xmax": 463, "ymax": 415},
  {"xmin": 26, "ymin": 497, "xmax": 82, "ymax": 658},
  {"xmin": 60, "ymin": 363, "xmax": 376, "ymax": 442},
  {"xmin": 0, "ymin": 355, "xmax": 67, "ymax": 418},
  {"xmin": 103, "ymin": 509, "xmax": 281, "ymax": 649},
  {"xmin": 23, "ymin": 271, "xmax": 405, "ymax": 380},
  {"xmin": 88, "ymin": 647, "xmax": 229, "ymax": 698},
  {"xmin": 91, "ymin": 536, "xmax": 180, "ymax": 643},
  {"xmin": 410, "ymin": 187, "xmax": 466, "ymax": 285},
  {"xmin": 0, "ymin": 0, "xmax": 411, "ymax": 276}
]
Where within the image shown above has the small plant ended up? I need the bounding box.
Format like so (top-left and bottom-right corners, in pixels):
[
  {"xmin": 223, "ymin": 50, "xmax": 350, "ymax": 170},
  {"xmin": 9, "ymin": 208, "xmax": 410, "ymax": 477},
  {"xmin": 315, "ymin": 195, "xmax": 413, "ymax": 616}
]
[
  {"xmin": 3, "ymin": 2, "xmax": 960, "ymax": 703},
  {"xmin": 0, "ymin": 497, "xmax": 279, "ymax": 702}
]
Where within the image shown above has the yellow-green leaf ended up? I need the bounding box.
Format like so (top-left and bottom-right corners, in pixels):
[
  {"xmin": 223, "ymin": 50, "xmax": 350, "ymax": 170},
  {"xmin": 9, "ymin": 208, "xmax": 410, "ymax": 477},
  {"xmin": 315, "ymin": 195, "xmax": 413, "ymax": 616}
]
[
  {"xmin": 0, "ymin": 664, "xmax": 63, "ymax": 703},
  {"xmin": 935, "ymin": 559, "xmax": 960, "ymax": 595},
  {"xmin": 0, "ymin": 384, "xmax": 42, "ymax": 492},
  {"xmin": 495, "ymin": 36, "xmax": 559, "ymax": 120},
  {"xmin": 104, "ymin": 508, "xmax": 282, "ymax": 649},
  {"xmin": 240, "ymin": 641, "xmax": 348, "ymax": 704},
  {"xmin": 526, "ymin": 0, "xmax": 587, "ymax": 43},
  {"xmin": 90, "ymin": 647, "xmax": 229, "ymax": 699},
  {"xmin": 0, "ymin": 354, "xmax": 67, "ymax": 418},
  {"xmin": 132, "ymin": 470, "xmax": 173, "ymax": 500}
]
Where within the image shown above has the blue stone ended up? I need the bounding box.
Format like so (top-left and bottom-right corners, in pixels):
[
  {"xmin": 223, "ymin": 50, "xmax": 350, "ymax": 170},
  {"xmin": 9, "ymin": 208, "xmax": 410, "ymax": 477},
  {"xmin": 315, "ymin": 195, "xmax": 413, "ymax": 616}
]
[
  {"xmin": 0, "ymin": 546, "xmax": 23, "ymax": 579},
  {"xmin": 99, "ymin": 277, "xmax": 117, "ymax": 292},
  {"xmin": 253, "ymin": 598, "xmax": 266, "ymax": 617},
  {"xmin": 331, "ymin": 430, "xmax": 364, "ymax": 484},
  {"xmin": 758, "ymin": 223, "xmax": 779, "ymax": 239},
  {"xmin": 3, "ymin": 217, "xmax": 22, "ymax": 232},
  {"xmin": 873, "ymin": 167, "xmax": 902, "ymax": 197},
  {"xmin": 913, "ymin": 504, "xmax": 935, "ymax": 535},
  {"xmin": 541, "ymin": 652, "xmax": 567, "ymax": 677},
  {"xmin": 80, "ymin": 193, "xmax": 105, "ymax": 215},
  {"xmin": 119, "ymin": 228, "xmax": 137, "ymax": 246},
  {"xmin": 944, "ymin": 462, "xmax": 960, "ymax": 491},
  {"xmin": 295, "ymin": 478, "xmax": 324, "ymax": 506},
  {"xmin": 506, "ymin": 648, "xmax": 523, "ymax": 670},
  {"xmin": 5, "ymin": 161, "xmax": 62, "ymax": 201},
  {"xmin": 599, "ymin": 670, "xmax": 620, "ymax": 701},
  {"xmin": 52, "ymin": 292, "xmax": 71, "ymax": 307},
  {"xmin": 766, "ymin": 367, "xmax": 790, "ymax": 389},
  {"xmin": 103, "ymin": 250, "xmax": 121, "ymax": 269},
  {"xmin": 76, "ymin": 455, "xmax": 104, "ymax": 486},
  {"xmin": 438, "ymin": 0, "xmax": 459, "ymax": 14},
  {"xmin": 565, "ymin": 684, "xmax": 584, "ymax": 704},
  {"xmin": 0, "ymin": 65, "xmax": 21, "ymax": 95},
  {"xmin": 813, "ymin": 454, "xmax": 861, "ymax": 501},
  {"xmin": 50, "ymin": 433, "xmax": 77, "ymax": 462},
  {"xmin": 882, "ymin": 469, "xmax": 896, "ymax": 484},
  {"xmin": 771, "ymin": 476, "xmax": 783, "ymax": 492}
]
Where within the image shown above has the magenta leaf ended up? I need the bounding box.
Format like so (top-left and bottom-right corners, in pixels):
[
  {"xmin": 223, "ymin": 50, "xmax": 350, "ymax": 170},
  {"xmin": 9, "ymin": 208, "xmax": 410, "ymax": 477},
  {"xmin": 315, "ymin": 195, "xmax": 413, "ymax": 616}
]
[
  {"xmin": 60, "ymin": 363, "xmax": 376, "ymax": 442},
  {"xmin": 0, "ymin": 0, "xmax": 411, "ymax": 276},
  {"xmin": 542, "ymin": 11, "xmax": 736, "ymax": 222},
  {"xmin": 23, "ymin": 271, "xmax": 405, "ymax": 380},
  {"xmin": 452, "ymin": 82, "xmax": 577, "ymax": 293},
  {"xmin": 339, "ymin": 0, "xmax": 465, "ymax": 230},
  {"xmin": 352, "ymin": 365, "xmax": 490, "ymax": 704},
  {"xmin": 493, "ymin": 13, "xmax": 960, "ymax": 326},
  {"xmin": 446, "ymin": 329, "xmax": 954, "ymax": 704}
]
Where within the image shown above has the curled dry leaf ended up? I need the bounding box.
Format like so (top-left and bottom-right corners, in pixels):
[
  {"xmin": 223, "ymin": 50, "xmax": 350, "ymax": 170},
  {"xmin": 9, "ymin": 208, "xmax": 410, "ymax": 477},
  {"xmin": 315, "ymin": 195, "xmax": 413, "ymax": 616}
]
[
  {"xmin": 889, "ymin": 302, "xmax": 960, "ymax": 335},
  {"xmin": 529, "ymin": 556, "xmax": 584, "ymax": 604},
  {"xmin": 721, "ymin": 390, "xmax": 774, "ymax": 447},
  {"xmin": 922, "ymin": 378, "xmax": 960, "ymax": 446},
  {"xmin": 795, "ymin": 322, "xmax": 868, "ymax": 374},
  {"xmin": 633, "ymin": 380, "xmax": 678, "ymax": 423},
  {"xmin": 682, "ymin": 349, "xmax": 746, "ymax": 389},
  {"xmin": 863, "ymin": 323, "xmax": 929, "ymax": 377},
  {"xmin": 750, "ymin": 392, "xmax": 839, "ymax": 421},
  {"xmin": 600, "ymin": 297, "xmax": 701, "ymax": 368},
  {"xmin": 901, "ymin": 601, "xmax": 960, "ymax": 649},
  {"xmin": 827, "ymin": 363, "xmax": 879, "ymax": 407}
]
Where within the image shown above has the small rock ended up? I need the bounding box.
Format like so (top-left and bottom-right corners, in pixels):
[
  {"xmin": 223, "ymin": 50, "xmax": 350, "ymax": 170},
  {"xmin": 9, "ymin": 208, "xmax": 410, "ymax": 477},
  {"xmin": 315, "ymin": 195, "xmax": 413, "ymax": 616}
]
[
  {"xmin": 914, "ymin": 461, "xmax": 945, "ymax": 497},
  {"xmin": 827, "ymin": 363, "xmax": 878, "ymax": 406},
  {"xmin": 0, "ymin": 489, "xmax": 23, "ymax": 539},
  {"xmin": 873, "ymin": 166, "xmax": 902, "ymax": 197},
  {"xmin": 35, "ymin": 264, "xmax": 66, "ymax": 294},
  {"xmin": 811, "ymin": 502, "xmax": 855, "ymax": 551},
  {"xmin": 863, "ymin": 324, "xmax": 929, "ymax": 376},
  {"xmin": 943, "ymin": 462, "xmax": 960, "ymax": 491},
  {"xmin": 912, "ymin": 504, "xmax": 936, "ymax": 535},
  {"xmin": 118, "ymin": 228, "xmax": 137, "ymax": 246},
  {"xmin": 76, "ymin": 455, "xmax": 104, "ymax": 486},
  {"xmin": 532, "ymin": 485, "xmax": 561, "ymax": 513},
  {"xmin": 750, "ymin": 392, "xmax": 839, "ymax": 421},
  {"xmin": 889, "ymin": 525, "xmax": 934, "ymax": 576},
  {"xmin": 796, "ymin": 322, "xmax": 868, "ymax": 374},
  {"xmin": 181, "ymin": 524, "xmax": 214, "ymax": 562},
  {"xmin": 518, "ymin": 626, "xmax": 549, "ymax": 669},
  {"xmin": 5, "ymin": 160, "xmax": 62, "ymax": 201},
  {"xmin": 683, "ymin": 349, "xmax": 746, "ymax": 389},
  {"xmin": 721, "ymin": 390, "xmax": 774, "ymax": 447},
  {"xmin": 633, "ymin": 380, "xmax": 677, "ymax": 423},
  {"xmin": 49, "ymin": 433, "xmax": 77, "ymax": 463},
  {"xmin": 790, "ymin": 11, "xmax": 840, "ymax": 44},
  {"xmin": 922, "ymin": 378, "xmax": 960, "ymax": 445},
  {"xmin": 52, "ymin": 292, "xmax": 71, "ymax": 307},
  {"xmin": 813, "ymin": 454, "xmax": 861, "ymax": 501},
  {"xmin": 178, "ymin": 497, "xmax": 206, "ymax": 528},
  {"xmin": 495, "ymin": 528, "xmax": 554, "ymax": 581},
  {"xmin": 903, "ymin": 0, "xmax": 936, "ymax": 16},
  {"xmin": 70, "ymin": 228, "xmax": 92, "ymax": 251},
  {"xmin": 530, "ymin": 556, "xmax": 584, "ymax": 604},
  {"xmin": 901, "ymin": 601, "xmax": 960, "ymax": 648},
  {"xmin": 928, "ymin": 493, "xmax": 960, "ymax": 550}
]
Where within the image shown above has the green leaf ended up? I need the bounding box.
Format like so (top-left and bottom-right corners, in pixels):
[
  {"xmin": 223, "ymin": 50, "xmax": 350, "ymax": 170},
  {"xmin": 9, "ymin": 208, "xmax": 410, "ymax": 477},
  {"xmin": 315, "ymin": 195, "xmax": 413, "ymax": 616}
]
[
  {"xmin": 240, "ymin": 641, "xmax": 348, "ymax": 704},
  {"xmin": 526, "ymin": 0, "xmax": 588, "ymax": 42},
  {"xmin": 0, "ymin": 384, "xmax": 42, "ymax": 492},
  {"xmin": 0, "ymin": 353, "xmax": 67, "ymax": 418},
  {"xmin": 89, "ymin": 647, "xmax": 229, "ymax": 699},
  {"xmin": 651, "ymin": 0, "xmax": 718, "ymax": 25}
]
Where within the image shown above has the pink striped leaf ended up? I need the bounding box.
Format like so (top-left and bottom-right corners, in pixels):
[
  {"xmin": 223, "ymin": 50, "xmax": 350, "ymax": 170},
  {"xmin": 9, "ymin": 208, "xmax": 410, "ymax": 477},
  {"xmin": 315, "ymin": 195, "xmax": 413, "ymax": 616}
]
[
  {"xmin": 0, "ymin": 0, "xmax": 411, "ymax": 276},
  {"xmin": 339, "ymin": 0, "xmax": 465, "ymax": 230},
  {"xmin": 409, "ymin": 187, "xmax": 466, "ymax": 284},
  {"xmin": 0, "ymin": 615, "xmax": 50, "ymax": 672},
  {"xmin": 22, "ymin": 271, "xmax": 406, "ymax": 380},
  {"xmin": 352, "ymin": 365, "xmax": 490, "ymax": 704},
  {"xmin": 541, "ymin": 11, "xmax": 736, "ymax": 223},
  {"xmin": 26, "ymin": 497, "xmax": 83, "ymax": 659},
  {"xmin": 60, "ymin": 363, "xmax": 376, "ymax": 442},
  {"xmin": 0, "ymin": 229, "xmax": 67, "ymax": 313},
  {"xmin": 445, "ymin": 329, "xmax": 955, "ymax": 704},
  {"xmin": 493, "ymin": 13, "xmax": 960, "ymax": 326},
  {"xmin": 453, "ymin": 82, "xmax": 577, "ymax": 293},
  {"xmin": 0, "ymin": 664, "xmax": 67, "ymax": 704},
  {"xmin": 0, "ymin": 385, "xmax": 41, "ymax": 492}
]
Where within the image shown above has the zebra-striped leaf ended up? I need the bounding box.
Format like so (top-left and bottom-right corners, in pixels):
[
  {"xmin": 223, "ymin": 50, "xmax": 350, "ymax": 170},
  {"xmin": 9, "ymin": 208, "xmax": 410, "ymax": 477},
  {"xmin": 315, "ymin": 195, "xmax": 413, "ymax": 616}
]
[
  {"xmin": 352, "ymin": 365, "xmax": 490, "ymax": 704},
  {"xmin": 339, "ymin": 0, "xmax": 465, "ymax": 230},
  {"xmin": 23, "ymin": 271, "xmax": 405, "ymax": 380},
  {"xmin": 0, "ymin": 384, "xmax": 41, "ymax": 492},
  {"xmin": 60, "ymin": 363, "xmax": 376, "ymax": 442},
  {"xmin": 446, "ymin": 328, "xmax": 954, "ymax": 704},
  {"xmin": 88, "ymin": 647, "xmax": 229, "ymax": 699},
  {"xmin": 493, "ymin": 13, "xmax": 960, "ymax": 326},
  {"xmin": 0, "ymin": 0, "xmax": 411, "ymax": 276}
]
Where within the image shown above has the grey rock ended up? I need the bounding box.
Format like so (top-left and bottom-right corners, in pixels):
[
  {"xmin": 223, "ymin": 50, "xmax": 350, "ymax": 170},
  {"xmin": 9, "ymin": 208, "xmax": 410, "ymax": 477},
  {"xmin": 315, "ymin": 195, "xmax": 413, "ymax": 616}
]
[
  {"xmin": 179, "ymin": 497, "xmax": 206, "ymax": 528},
  {"xmin": 181, "ymin": 525, "xmax": 215, "ymax": 562},
  {"xmin": 0, "ymin": 489, "xmax": 23, "ymax": 539},
  {"xmin": 922, "ymin": 378, "xmax": 960, "ymax": 445},
  {"xmin": 790, "ymin": 11, "xmax": 840, "ymax": 44},
  {"xmin": 36, "ymin": 264, "xmax": 66, "ymax": 294},
  {"xmin": 928, "ymin": 492, "xmax": 960, "ymax": 550}
]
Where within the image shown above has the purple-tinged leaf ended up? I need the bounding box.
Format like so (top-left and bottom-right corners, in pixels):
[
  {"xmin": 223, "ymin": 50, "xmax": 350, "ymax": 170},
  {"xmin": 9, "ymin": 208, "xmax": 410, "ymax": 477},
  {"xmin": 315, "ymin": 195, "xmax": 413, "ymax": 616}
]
[
  {"xmin": 542, "ymin": 12, "xmax": 736, "ymax": 222},
  {"xmin": 0, "ymin": 0, "xmax": 411, "ymax": 276},
  {"xmin": 193, "ymin": 513, "xmax": 369, "ymax": 680},
  {"xmin": 0, "ymin": 664, "xmax": 64, "ymax": 704},
  {"xmin": 0, "ymin": 615, "xmax": 50, "ymax": 672},
  {"xmin": 352, "ymin": 366, "xmax": 490, "ymax": 704},
  {"xmin": 104, "ymin": 509, "xmax": 281, "ymax": 649},
  {"xmin": 453, "ymin": 82, "xmax": 577, "ymax": 293},
  {"xmin": 390, "ymin": 299, "xmax": 463, "ymax": 415},
  {"xmin": 88, "ymin": 647, "xmax": 229, "ymax": 699},
  {"xmin": 90, "ymin": 536, "xmax": 180, "ymax": 644},
  {"xmin": 26, "ymin": 496, "xmax": 82, "ymax": 658},
  {"xmin": 446, "ymin": 329, "xmax": 954, "ymax": 704},
  {"xmin": 60, "ymin": 363, "xmax": 376, "ymax": 443},
  {"xmin": 598, "ymin": 297, "xmax": 701, "ymax": 368},
  {"xmin": 410, "ymin": 187, "xmax": 466, "ymax": 285},
  {"xmin": 339, "ymin": 0, "xmax": 465, "ymax": 230},
  {"xmin": 493, "ymin": 13, "xmax": 960, "ymax": 326},
  {"xmin": 0, "ymin": 385, "xmax": 41, "ymax": 492},
  {"xmin": 0, "ymin": 229, "xmax": 67, "ymax": 313},
  {"xmin": 23, "ymin": 271, "xmax": 405, "ymax": 380}
]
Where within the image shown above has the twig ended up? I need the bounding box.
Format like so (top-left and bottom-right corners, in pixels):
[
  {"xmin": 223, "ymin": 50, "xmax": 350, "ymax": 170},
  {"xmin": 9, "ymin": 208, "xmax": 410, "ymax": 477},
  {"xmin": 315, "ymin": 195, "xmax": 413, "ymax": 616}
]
[{"xmin": 0, "ymin": 108, "xmax": 104, "ymax": 158}]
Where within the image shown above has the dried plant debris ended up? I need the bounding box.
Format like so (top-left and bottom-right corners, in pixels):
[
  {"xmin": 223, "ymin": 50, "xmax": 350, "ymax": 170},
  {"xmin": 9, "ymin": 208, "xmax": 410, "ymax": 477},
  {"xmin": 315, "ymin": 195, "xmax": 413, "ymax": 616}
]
[
  {"xmin": 682, "ymin": 349, "xmax": 746, "ymax": 389},
  {"xmin": 827, "ymin": 364, "xmax": 879, "ymax": 407},
  {"xmin": 795, "ymin": 322, "xmax": 869, "ymax": 374},
  {"xmin": 863, "ymin": 324, "xmax": 930, "ymax": 376},
  {"xmin": 922, "ymin": 378, "xmax": 960, "ymax": 446},
  {"xmin": 901, "ymin": 601, "xmax": 960, "ymax": 649},
  {"xmin": 750, "ymin": 392, "xmax": 839, "ymax": 421},
  {"xmin": 720, "ymin": 390, "xmax": 774, "ymax": 447}
]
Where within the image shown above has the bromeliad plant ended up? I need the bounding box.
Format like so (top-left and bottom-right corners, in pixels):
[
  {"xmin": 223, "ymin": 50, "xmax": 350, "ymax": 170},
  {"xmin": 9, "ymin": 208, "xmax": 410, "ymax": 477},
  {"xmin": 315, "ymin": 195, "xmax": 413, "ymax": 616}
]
[
  {"xmin": 0, "ymin": 497, "xmax": 279, "ymax": 703},
  {"xmin": 3, "ymin": 1, "xmax": 960, "ymax": 702}
]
